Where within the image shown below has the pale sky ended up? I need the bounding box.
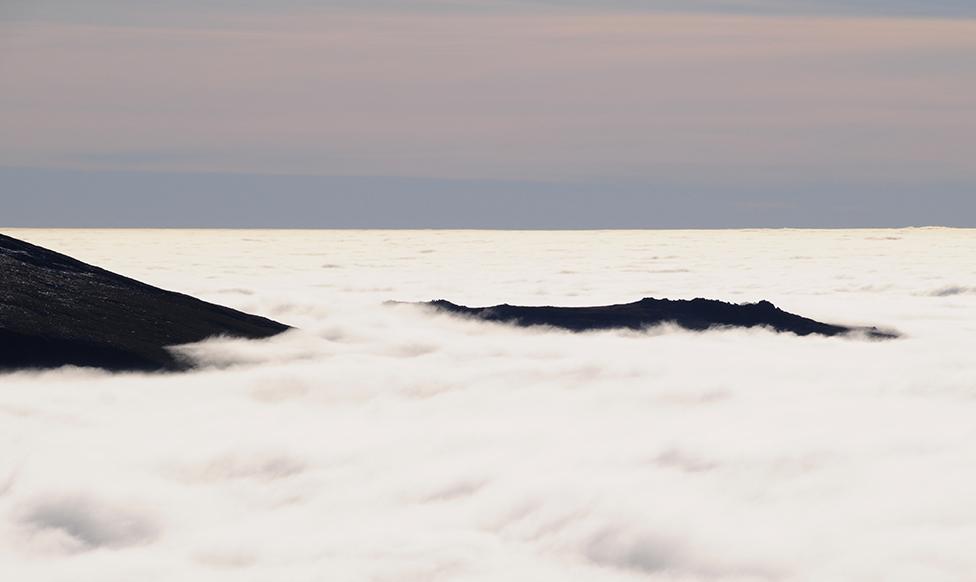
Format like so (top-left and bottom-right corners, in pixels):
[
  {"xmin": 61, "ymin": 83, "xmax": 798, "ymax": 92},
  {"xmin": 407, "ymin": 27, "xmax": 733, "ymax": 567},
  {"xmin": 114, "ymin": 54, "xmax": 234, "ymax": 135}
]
[{"xmin": 1, "ymin": 1, "xmax": 974, "ymax": 227}]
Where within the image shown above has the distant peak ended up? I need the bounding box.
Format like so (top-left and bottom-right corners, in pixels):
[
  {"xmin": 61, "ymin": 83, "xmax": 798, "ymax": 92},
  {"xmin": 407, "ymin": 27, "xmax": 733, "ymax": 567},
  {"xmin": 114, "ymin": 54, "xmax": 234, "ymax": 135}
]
[{"xmin": 412, "ymin": 297, "xmax": 897, "ymax": 339}]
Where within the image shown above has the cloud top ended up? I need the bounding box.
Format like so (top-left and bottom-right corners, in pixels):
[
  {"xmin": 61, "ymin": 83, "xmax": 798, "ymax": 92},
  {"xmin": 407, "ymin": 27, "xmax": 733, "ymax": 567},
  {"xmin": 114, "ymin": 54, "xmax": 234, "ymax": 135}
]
[{"xmin": 1, "ymin": 228, "xmax": 974, "ymax": 580}]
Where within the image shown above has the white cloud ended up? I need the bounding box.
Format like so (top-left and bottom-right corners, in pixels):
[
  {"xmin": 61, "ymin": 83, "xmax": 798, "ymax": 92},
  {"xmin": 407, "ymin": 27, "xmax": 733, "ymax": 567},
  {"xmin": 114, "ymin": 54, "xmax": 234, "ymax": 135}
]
[{"xmin": 1, "ymin": 228, "xmax": 975, "ymax": 580}]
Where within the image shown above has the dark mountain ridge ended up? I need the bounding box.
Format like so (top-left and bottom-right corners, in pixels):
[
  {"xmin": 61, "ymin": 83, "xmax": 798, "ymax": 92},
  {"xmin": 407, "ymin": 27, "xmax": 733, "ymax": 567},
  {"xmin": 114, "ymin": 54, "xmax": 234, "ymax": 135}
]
[
  {"xmin": 418, "ymin": 298, "xmax": 898, "ymax": 339},
  {"xmin": 0, "ymin": 233, "xmax": 290, "ymax": 372}
]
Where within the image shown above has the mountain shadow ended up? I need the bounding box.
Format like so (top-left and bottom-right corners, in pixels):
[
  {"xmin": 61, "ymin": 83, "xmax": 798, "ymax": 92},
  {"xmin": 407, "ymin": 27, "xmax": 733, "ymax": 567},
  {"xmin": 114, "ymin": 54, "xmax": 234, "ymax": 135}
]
[{"xmin": 0, "ymin": 233, "xmax": 290, "ymax": 372}]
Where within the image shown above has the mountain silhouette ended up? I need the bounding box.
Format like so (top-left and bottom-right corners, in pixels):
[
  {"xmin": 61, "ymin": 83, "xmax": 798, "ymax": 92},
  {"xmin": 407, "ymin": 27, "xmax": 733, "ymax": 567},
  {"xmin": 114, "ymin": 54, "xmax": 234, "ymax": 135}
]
[
  {"xmin": 417, "ymin": 298, "xmax": 897, "ymax": 339},
  {"xmin": 0, "ymin": 233, "xmax": 289, "ymax": 372}
]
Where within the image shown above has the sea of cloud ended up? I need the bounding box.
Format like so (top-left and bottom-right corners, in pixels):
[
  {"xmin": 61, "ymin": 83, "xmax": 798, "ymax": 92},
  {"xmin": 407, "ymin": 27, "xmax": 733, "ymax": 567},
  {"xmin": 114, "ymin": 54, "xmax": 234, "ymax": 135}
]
[{"xmin": 1, "ymin": 228, "xmax": 975, "ymax": 581}]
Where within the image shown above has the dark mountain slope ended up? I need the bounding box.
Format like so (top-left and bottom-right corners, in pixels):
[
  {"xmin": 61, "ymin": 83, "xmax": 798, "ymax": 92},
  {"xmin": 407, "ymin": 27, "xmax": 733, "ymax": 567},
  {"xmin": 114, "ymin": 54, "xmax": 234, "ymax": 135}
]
[
  {"xmin": 0, "ymin": 233, "xmax": 289, "ymax": 372},
  {"xmin": 419, "ymin": 298, "xmax": 897, "ymax": 339}
]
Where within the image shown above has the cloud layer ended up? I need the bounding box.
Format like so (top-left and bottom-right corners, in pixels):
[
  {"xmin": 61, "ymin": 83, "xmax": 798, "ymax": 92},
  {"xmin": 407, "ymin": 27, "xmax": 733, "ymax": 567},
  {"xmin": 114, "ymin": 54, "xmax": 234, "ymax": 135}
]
[
  {"xmin": 2, "ymin": 228, "xmax": 975, "ymax": 580},
  {"xmin": 4, "ymin": 6, "xmax": 974, "ymax": 228},
  {"xmin": 2, "ymin": 9, "xmax": 974, "ymax": 186}
]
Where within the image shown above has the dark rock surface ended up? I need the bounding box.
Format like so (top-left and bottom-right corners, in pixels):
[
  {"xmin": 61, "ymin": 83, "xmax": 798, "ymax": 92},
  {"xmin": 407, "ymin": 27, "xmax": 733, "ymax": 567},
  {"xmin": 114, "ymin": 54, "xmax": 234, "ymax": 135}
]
[
  {"xmin": 419, "ymin": 298, "xmax": 897, "ymax": 339},
  {"xmin": 0, "ymin": 233, "xmax": 290, "ymax": 372}
]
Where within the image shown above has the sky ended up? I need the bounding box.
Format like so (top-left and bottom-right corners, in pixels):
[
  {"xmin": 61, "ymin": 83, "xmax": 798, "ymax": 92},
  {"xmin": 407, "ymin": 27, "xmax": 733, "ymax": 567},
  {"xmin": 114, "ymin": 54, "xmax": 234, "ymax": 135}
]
[{"xmin": 1, "ymin": 1, "xmax": 974, "ymax": 227}]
